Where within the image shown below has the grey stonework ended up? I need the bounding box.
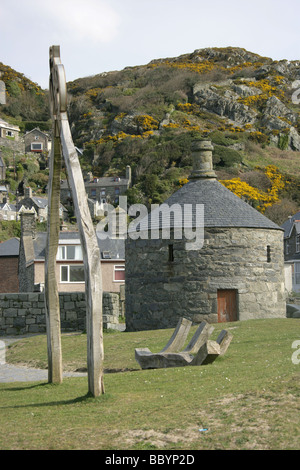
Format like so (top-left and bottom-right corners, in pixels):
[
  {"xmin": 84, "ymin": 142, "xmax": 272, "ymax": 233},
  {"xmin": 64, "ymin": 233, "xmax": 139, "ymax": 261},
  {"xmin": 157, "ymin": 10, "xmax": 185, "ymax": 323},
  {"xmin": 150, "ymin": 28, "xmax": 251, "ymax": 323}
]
[
  {"xmin": 0, "ymin": 292, "xmax": 121, "ymax": 335},
  {"xmin": 0, "ymin": 137, "xmax": 24, "ymax": 154},
  {"xmin": 125, "ymin": 227, "xmax": 286, "ymax": 331}
]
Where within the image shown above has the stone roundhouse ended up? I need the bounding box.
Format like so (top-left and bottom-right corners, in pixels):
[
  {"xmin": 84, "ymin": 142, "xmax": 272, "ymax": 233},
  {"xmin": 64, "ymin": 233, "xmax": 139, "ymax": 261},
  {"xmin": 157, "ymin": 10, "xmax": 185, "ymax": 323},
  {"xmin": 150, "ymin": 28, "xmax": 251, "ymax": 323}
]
[{"xmin": 125, "ymin": 139, "xmax": 286, "ymax": 331}]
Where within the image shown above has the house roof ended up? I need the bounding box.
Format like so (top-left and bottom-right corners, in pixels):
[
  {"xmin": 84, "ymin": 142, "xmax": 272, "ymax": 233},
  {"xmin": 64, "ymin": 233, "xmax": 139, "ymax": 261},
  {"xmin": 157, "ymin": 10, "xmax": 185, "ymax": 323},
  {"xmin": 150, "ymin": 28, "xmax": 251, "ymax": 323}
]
[
  {"xmin": 17, "ymin": 196, "xmax": 67, "ymax": 212},
  {"xmin": 33, "ymin": 231, "xmax": 125, "ymax": 260},
  {"xmin": 281, "ymin": 212, "xmax": 300, "ymax": 238},
  {"xmin": 131, "ymin": 179, "xmax": 282, "ymax": 233},
  {"xmin": 0, "ymin": 202, "xmax": 16, "ymax": 211},
  {"xmin": 97, "ymin": 236, "xmax": 125, "ymax": 260},
  {"xmin": 60, "ymin": 177, "xmax": 129, "ymax": 190},
  {"xmin": 85, "ymin": 177, "xmax": 129, "ymax": 187},
  {"xmin": 0, "ymin": 237, "xmax": 20, "ymax": 257},
  {"xmin": 24, "ymin": 127, "xmax": 50, "ymax": 138},
  {"xmin": 0, "ymin": 118, "xmax": 20, "ymax": 132},
  {"xmin": 0, "ymin": 229, "xmax": 125, "ymax": 262},
  {"xmin": 31, "ymin": 196, "xmax": 48, "ymax": 209}
]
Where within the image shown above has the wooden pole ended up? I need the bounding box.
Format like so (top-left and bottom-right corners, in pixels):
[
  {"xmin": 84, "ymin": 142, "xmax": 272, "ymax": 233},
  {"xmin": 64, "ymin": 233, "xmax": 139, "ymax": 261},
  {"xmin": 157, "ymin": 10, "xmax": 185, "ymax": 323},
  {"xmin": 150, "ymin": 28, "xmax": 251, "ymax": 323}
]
[
  {"xmin": 44, "ymin": 128, "xmax": 63, "ymax": 384},
  {"xmin": 46, "ymin": 45, "xmax": 104, "ymax": 396},
  {"xmin": 60, "ymin": 116, "xmax": 104, "ymax": 396}
]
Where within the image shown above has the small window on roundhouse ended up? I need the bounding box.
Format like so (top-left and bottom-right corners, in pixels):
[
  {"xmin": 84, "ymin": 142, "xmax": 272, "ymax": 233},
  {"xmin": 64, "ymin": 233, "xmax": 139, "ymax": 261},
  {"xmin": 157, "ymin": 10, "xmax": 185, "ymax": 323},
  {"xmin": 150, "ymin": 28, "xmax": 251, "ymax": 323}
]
[
  {"xmin": 168, "ymin": 244, "xmax": 174, "ymax": 262},
  {"xmin": 267, "ymin": 245, "xmax": 271, "ymax": 263}
]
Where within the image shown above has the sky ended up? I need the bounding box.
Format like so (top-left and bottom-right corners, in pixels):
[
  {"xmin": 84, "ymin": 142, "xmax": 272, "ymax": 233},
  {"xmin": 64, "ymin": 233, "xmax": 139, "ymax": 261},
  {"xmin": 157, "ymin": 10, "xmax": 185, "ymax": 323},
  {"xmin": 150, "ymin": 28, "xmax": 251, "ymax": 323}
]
[{"xmin": 1, "ymin": 0, "xmax": 300, "ymax": 90}]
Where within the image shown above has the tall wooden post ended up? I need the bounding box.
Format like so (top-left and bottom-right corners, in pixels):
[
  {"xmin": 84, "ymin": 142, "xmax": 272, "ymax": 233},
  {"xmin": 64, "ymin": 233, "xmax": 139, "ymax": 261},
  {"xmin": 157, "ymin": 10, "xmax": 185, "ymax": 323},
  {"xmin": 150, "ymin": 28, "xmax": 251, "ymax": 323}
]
[
  {"xmin": 44, "ymin": 131, "xmax": 63, "ymax": 384},
  {"xmin": 60, "ymin": 118, "xmax": 105, "ymax": 396},
  {"xmin": 45, "ymin": 45, "xmax": 104, "ymax": 396}
]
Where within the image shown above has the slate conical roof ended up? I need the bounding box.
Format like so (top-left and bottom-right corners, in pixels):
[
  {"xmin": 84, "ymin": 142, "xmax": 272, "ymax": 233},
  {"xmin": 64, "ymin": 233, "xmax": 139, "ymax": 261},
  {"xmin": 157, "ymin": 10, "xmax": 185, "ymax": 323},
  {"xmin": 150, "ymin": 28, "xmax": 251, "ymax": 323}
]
[
  {"xmin": 131, "ymin": 139, "xmax": 282, "ymax": 233},
  {"xmin": 162, "ymin": 177, "xmax": 281, "ymax": 230}
]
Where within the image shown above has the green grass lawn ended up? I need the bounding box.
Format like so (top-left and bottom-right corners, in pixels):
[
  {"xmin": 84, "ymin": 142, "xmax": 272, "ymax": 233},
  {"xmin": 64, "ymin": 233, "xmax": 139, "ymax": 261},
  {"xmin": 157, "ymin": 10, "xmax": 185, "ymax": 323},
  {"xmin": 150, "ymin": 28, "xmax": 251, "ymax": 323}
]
[{"xmin": 0, "ymin": 318, "xmax": 299, "ymax": 450}]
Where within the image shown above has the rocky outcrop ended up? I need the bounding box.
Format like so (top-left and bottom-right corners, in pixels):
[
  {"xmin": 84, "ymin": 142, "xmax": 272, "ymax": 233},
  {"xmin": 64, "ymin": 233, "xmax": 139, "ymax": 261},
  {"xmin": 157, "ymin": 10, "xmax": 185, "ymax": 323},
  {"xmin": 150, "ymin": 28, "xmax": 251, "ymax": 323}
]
[
  {"xmin": 264, "ymin": 96, "xmax": 296, "ymax": 124},
  {"xmin": 111, "ymin": 112, "xmax": 140, "ymax": 135},
  {"xmin": 193, "ymin": 84, "xmax": 257, "ymax": 125},
  {"xmin": 193, "ymin": 73, "xmax": 300, "ymax": 150},
  {"xmin": 232, "ymin": 83, "xmax": 262, "ymax": 97}
]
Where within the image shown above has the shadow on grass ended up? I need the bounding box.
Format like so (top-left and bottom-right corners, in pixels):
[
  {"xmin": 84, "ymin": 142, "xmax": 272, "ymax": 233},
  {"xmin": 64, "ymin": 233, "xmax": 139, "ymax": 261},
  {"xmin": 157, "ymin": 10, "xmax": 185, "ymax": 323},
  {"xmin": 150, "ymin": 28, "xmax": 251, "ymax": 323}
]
[
  {"xmin": 0, "ymin": 382, "xmax": 112, "ymax": 408},
  {"xmin": 1, "ymin": 382, "xmax": 50, "ymax": 392}
]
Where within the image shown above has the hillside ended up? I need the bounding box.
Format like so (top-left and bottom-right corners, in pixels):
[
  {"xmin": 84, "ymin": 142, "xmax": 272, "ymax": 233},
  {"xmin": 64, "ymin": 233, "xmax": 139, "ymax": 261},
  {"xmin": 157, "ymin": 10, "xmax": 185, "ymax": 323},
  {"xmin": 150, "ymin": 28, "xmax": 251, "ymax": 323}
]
[
  {"xmin": 0, "ymin": 62, "xmax": 50, "ymax": 129},
  {"xmin": 1, "ymin": 47, "xmax": 300, "ymax": 224},
  {"xmin": 65, "ymin": 47, "xmax": 300, "ymax": 223}
]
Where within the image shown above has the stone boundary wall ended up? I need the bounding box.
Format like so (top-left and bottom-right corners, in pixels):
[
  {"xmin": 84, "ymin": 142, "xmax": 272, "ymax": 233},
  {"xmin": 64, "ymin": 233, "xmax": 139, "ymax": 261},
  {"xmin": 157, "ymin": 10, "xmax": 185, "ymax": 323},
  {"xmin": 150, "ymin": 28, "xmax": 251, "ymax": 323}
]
[
  {"xmin": 0, "ymin": 136, "xmax": 25, "ymax": 154},
  {"xmin": 0, "ymin": 292, "xmax": 122, "ymax": 335}
]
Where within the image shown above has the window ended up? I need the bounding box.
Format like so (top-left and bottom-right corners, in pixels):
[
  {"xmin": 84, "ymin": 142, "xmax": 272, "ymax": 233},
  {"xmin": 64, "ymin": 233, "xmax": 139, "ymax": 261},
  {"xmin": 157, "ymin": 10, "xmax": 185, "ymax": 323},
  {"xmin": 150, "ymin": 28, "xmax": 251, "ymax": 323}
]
[
  {"xmin": 267, "ymin": 245, "xmax": 271, "ymax": 263},
  {"xmin": 295, "ymin": 263, "xmax": 300, "ymax": 285},
  {"xmin": 57, "ymin": 245, "xmax": 83, "ymax": 260},
  {"xmin": 31, "ymin": 142, "xmax": 43, "ymax": 151},
  {"xmin": 168, "ymin": 244, "xmax": 174, "ymax": 262},
  {"xmin": 296, "ymin": 235, "xmax": 300, "ymax": 253},
  {"xmin": 114, "ymin": 265, "xmax": 125, "ymax": 282},
  {"xmin": 285, "ymin": 240, "xmax": 289, "ymax": 255},
  {"xmin": 61, "ymin": 265, "xmax": 85, "ymax": 283}
]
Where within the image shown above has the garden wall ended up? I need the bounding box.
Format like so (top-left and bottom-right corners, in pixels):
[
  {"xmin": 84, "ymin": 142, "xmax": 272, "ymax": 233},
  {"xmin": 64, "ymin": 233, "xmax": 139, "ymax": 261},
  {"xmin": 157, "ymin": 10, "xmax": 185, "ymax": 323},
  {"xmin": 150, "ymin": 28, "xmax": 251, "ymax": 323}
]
[{"xmin": 0, "ymin": 291, "xmax": 122, "ymax": 335}]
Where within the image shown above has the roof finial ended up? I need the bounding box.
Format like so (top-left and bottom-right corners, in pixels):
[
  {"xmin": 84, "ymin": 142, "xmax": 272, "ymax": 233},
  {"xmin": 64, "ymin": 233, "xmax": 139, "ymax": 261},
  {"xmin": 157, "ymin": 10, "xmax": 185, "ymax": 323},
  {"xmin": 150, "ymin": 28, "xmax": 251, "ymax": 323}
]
[{"xmin": 188, "ymin": 138, "xmax": 217, "ymax": 180}]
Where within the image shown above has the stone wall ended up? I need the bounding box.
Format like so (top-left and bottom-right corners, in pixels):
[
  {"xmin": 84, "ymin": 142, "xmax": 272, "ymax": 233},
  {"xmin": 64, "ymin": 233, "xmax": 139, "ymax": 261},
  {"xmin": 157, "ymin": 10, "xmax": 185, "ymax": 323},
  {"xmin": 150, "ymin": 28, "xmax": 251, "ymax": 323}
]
[
  {"xmin": 0, "ymin": 137, "xmax": 25, "ymax": 154},
  {"xmin": 125, "ymin": 227, "xmax": 287, "ymax": 331},
  {"xmin": 0, "ymin": 291, "xmax": 121, "ymax": 335}
]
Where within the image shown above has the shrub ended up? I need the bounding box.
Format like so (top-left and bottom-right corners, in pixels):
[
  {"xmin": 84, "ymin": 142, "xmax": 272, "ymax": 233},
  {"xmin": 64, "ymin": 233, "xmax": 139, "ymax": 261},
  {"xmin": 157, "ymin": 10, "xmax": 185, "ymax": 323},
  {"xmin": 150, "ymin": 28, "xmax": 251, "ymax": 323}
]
[
  {"xmin": 213, "ymin": 145, "xmax": 243, "ymax": 167},
  {"xmin": 209, "ymin": 131, "xmax": 237, "ymax": 147}
]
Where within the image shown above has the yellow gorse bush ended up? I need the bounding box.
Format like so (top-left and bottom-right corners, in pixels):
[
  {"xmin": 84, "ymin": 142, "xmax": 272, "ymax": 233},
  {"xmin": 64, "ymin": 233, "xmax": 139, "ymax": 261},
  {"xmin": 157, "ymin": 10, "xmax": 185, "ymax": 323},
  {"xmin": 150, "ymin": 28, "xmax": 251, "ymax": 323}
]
[
  {"xmin": 150, "ymin": 59, "xmax": 215, "ymax": 74},
  {"xmin": 220, "ymin": 165, "xmax": 286, "ymax": 213},
  {"xmin": 237, "ymin": 78, "xmax": 284, "ymax": 107},
  {"xmin": 176, "ymin": 103, "xmax": 194, "ymax": 113},
  {"xmin": 85, "ymin": 88, "xmax": 102, "ymax": 99},
  {"xmin": 178, "ymin": 178, "xmax": 189, "ymax": 187},
  {"xmin": 134, "ymin": 114, "xmax": 159, "ymax": 131},
  {"xmin": 150, "ymin": 58, "xmax": 265, "ymax": 76}
]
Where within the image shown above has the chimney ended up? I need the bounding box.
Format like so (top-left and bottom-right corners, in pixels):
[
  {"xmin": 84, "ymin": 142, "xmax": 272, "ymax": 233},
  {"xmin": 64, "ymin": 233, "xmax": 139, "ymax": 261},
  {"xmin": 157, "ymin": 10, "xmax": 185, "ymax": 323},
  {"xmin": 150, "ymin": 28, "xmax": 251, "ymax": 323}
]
[
  {"xmin": 188, "ymin": 139, "xmax": 217, "ymax": 180},
  {"xmin": 109, "ymin": 207, "xmax": 127, "ymax": 239},
  {"xmin": 20, "ymin": 211, "xmax": 36, "ymax": 239},
  {"xmin": 24, "ymin": 187, "xmax": 32, "ymax": 198}
]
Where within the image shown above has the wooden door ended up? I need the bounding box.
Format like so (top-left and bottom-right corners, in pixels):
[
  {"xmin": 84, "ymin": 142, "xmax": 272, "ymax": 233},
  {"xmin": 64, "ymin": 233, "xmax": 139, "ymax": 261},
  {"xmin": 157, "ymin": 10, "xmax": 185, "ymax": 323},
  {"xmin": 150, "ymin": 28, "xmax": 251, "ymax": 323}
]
[{"xmin": 217, "ymin": 289, "xmax": 237, "ymax": 323}]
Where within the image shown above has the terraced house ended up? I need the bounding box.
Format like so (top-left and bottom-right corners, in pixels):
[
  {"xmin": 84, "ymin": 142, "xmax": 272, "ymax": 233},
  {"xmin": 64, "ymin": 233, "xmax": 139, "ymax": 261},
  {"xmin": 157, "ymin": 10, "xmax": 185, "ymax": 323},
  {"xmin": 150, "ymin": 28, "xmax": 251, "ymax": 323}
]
[
  {"xmin": 282, "ymin": 212, "xmax": 300, "ymax": 293},
  {"xmin": 60, "ymin": 166, "xmax": 132, "ymax": 207},
  {"xmin": 17, "ymin": 212, "xmax": 125, "ymax": 294}
]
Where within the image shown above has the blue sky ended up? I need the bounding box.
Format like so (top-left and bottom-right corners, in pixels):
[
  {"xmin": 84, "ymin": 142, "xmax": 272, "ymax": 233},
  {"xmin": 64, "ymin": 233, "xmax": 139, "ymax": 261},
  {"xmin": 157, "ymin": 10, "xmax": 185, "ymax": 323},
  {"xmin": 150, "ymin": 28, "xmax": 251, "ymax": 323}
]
[{"xmin": 1, "ymin": 0, "xmax": 300, "ymax": 89}]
